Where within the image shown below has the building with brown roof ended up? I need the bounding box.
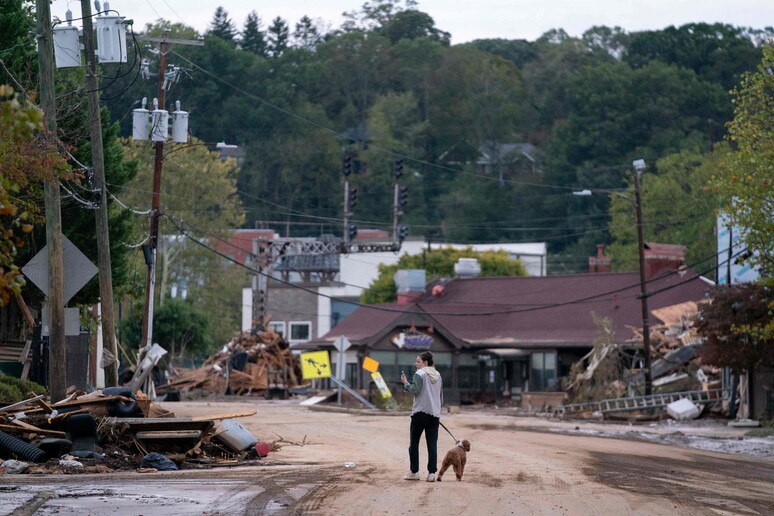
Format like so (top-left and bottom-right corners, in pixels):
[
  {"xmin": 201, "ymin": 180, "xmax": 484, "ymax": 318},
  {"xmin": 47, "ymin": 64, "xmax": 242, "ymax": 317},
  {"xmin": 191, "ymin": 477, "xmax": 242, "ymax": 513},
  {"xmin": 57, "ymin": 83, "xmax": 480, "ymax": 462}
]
[{"xmin": 306, "ymin": 248, "xmax": 713, "ymax": 404}]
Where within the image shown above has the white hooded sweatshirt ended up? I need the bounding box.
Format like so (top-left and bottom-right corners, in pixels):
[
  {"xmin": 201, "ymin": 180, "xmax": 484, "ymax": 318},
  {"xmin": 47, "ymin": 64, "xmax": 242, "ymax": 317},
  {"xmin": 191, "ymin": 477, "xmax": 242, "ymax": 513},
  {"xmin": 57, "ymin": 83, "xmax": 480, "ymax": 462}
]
[{"xmin": 406, "ymin": 366, "xmax": 443, "ymax": 417}]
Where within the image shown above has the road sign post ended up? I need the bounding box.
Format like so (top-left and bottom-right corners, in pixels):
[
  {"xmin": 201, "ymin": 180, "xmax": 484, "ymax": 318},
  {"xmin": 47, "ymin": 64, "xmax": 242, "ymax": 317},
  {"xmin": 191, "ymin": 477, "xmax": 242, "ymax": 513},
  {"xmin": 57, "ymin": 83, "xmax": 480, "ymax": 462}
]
[{"xmin": 333, "ymin": 336, "xmax": 351, "ymax": 405}]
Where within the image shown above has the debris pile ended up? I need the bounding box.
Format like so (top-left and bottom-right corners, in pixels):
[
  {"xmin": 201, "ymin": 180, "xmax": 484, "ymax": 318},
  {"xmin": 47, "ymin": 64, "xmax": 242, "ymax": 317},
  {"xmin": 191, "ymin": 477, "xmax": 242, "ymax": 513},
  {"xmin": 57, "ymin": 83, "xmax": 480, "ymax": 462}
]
[
  {"xmin": 159, "ymin": 329, "xmax": 305, "ymax": 397},
  {"xmin": 0, "ymin": 389, "xmax": 275, "ymax": 474},
  {"xmin": 564, "ymin": 303, "xmax": 725, "ymax": 419}
]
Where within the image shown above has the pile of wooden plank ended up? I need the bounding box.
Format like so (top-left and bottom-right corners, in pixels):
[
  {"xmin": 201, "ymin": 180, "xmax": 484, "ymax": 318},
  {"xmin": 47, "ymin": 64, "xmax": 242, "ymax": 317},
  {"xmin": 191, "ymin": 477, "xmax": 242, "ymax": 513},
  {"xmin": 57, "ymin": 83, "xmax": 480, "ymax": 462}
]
[
  {"xmin": 160, "ymin": 329, "xmax": 304, "ymax": 396},
  {"xmin": 0, "ymin": 391, "xmax": 265, "ymax": 472}
]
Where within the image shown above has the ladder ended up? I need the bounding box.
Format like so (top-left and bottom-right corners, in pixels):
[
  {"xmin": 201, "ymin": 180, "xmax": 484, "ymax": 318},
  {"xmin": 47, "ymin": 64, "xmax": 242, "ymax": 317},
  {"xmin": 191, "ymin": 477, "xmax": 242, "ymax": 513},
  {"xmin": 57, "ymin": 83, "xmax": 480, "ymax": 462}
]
[{"xmin": 555, "ymin": 388, "xmax": 730, "ymax": 417}]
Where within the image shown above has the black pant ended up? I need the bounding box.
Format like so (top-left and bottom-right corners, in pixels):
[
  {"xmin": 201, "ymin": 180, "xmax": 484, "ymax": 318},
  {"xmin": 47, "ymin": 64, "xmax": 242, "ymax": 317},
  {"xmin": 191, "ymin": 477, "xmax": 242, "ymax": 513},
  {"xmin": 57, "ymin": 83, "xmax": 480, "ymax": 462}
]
[{"xmin": 408, "ymin": 412, "xmax": 439, "ymax": 474}]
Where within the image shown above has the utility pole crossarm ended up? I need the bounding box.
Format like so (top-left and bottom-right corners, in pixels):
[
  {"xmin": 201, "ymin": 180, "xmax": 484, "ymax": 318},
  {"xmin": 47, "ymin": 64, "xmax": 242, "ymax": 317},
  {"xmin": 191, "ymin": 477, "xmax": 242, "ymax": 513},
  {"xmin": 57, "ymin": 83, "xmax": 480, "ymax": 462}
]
[{"xmin": 136, "ymin": 35, "xmax": 205, "ymax": 46}]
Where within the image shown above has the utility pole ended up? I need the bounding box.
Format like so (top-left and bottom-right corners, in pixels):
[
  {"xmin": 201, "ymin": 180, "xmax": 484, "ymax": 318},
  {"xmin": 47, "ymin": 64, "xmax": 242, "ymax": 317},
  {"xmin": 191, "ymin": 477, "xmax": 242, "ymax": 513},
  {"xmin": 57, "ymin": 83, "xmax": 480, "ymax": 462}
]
[
  {"xmin": 36, "ymin": 0, "xmax": 67, "ymax": 401},
  {"xmin": 137, "ymin": 34, "xmax": 202, "ymax": 354},
  {"xmin": 632, "ymin": 159, "xmax": 653, "ymax": 396},
  {"xmin": 139, "ymin": 39, "xmax": 167, "ymax": 352},
  {"xmin": 80, "ymin": 0, "xmax": 118, "ymax": 386}
]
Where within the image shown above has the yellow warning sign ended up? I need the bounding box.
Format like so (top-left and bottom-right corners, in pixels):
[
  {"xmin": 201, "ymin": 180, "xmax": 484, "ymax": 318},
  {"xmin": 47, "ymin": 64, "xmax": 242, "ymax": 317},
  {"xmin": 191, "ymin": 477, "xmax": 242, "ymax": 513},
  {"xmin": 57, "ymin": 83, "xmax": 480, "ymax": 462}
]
[
  {"xmin": 371, "ymin": 372, "xmax": 392, "ymax": 398},
  {"xmin": 362, "ymin": 356, "xmax": 379, "ymax": 373},
  {"xmin": 301, "ymin": 351, "xmax": 331, "ymax": 379}
]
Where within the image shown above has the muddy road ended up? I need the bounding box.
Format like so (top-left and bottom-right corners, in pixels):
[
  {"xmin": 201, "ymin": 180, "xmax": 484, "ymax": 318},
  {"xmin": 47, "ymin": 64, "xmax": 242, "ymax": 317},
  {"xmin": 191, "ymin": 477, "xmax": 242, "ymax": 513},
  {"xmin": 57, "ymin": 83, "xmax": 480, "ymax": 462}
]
[{"xmin": 2, "ymin": 400, "xmax": 772, "ymax": 515}]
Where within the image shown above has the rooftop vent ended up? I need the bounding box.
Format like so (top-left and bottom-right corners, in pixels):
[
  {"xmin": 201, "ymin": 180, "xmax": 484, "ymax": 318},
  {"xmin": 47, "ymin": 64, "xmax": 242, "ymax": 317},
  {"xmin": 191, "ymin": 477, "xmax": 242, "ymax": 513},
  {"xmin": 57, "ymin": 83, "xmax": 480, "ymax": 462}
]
[{"xmin": 454, "ymin": 258, "xmax": 481, "ymax": 278}]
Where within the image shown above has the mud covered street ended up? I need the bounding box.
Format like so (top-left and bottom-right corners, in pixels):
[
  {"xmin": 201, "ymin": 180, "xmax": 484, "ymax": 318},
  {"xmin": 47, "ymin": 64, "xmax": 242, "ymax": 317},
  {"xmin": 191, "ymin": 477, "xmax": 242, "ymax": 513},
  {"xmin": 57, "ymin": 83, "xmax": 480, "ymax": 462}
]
[{"xmin": 2, "ymin": 400, "xmax": 773, "ymax": 515}]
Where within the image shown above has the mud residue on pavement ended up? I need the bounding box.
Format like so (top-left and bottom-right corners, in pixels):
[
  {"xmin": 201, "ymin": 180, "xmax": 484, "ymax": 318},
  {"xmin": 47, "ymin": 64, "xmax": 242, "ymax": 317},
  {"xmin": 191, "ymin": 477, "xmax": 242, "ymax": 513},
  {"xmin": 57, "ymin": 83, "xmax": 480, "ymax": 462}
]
[{"xmin": 584, "ymin": 450, "xmax": 774, "ymax": 515}]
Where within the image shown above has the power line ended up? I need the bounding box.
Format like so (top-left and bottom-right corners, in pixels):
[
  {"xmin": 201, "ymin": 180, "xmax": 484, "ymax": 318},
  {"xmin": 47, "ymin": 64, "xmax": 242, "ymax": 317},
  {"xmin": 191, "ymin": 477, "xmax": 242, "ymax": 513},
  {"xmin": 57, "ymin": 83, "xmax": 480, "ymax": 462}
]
[{"xmin": 160, "ymin": 212, "xmax": 739, "ymax": 318}]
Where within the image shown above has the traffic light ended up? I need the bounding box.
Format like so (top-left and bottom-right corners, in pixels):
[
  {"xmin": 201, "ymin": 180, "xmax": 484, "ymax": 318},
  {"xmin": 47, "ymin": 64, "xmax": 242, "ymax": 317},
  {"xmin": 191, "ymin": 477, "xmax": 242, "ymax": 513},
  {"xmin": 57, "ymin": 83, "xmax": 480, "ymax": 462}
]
[
  {"xmin": 343, "ymin": 155, "xmax": 353, "ymax": 176},
  {"xmin": 398, "ymin": 185, "xmax": 408, "ymax": 210},
  {"xmin": 348, "ymin": 185, "xmax": 358, "ymax": 211},
  {"xmin": 398, "ymin": 224, "xmax": 408, "ymax": 241},
  {"xmin": 393, "ymin": 159, "xmax": 404, "ymax": 179},
  {"xmin": 348, "ymin": 223, "xmax": 358, "ymax": 241}
]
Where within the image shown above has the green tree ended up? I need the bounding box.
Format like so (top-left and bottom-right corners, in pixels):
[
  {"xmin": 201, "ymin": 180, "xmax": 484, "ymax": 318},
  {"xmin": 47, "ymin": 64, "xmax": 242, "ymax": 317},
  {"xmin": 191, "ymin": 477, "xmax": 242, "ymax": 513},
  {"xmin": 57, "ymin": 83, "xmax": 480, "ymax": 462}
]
[
  {"xmin": 361, "ymin": 248, "xmax": 526, "ymax": 303},
  {"xmin": 0, "ymin": 0, "xmax": 37, "ymax": 90},
  {"xmin": 267, "ymin": 17, "xmax": 290, "ymax": 58},
  {"xmin": 208, "ymin": 6, "xmax": 237, "ymax": 42},
  {"xmin": 292, "ymin": 15, "xmax": 323, "ymax": 51},
  {"xmin": 379, "ymin": 9, "xmax": 449, "ymax": 45},
  {"xmin": 241, "ymin": 11, "xmax": 267, "ymax": 56},
  {"xmin": 343, "ymin": 0, "xmax": 418, "ymax": 31},
  {"xmin": 152, "ymin": 298, "xmax": 212, "ymax": 363},
  {"xmin": 424, "ymin": 45, "xmax": 524, "ymax": 167},
  {"xmin": 470, "ymin": 38, "xmax": 537, "ymax": 69},
  {"xmin": 711, "ymin": 45, "xmax": 774, "ymax": 277},
  {"xmin": 624, "ymin": 23, "xmax": 763, "ymax": 91},
  {"xmin": 605, "ymin": 149, "xmax": 720, "ymax": 274},
  {"xmin": 120, "ymin": 137, "xmax": 245, "ymax": 303}
]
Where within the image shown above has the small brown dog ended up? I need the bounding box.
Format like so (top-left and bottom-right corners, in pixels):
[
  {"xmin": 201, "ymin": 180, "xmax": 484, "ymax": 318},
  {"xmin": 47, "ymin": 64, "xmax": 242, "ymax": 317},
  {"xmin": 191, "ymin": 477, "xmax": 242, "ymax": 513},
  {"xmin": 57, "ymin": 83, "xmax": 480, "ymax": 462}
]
[{"xmin": 437, "ymin": 439, "xmax": 470, "ymax": 481}]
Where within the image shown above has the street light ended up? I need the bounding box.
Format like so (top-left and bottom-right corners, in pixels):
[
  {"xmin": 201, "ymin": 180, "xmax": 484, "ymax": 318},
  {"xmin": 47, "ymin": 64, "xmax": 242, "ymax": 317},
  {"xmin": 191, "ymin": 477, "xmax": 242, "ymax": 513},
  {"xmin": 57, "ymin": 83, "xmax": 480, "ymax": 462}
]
[
  {"xmin": 572, "ymin": 159, "xmax": 654, "ymax": 396},
  {"xmin": 631, "ymin": 159, "xmax": 653, "ymax": 396}
]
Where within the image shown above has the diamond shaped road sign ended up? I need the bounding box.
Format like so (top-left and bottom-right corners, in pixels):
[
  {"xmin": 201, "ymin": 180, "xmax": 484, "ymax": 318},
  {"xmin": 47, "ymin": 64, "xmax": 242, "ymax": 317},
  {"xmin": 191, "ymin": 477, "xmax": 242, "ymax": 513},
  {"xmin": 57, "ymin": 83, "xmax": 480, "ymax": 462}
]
[
  {"xmin": 22, "ymin": 234, "xmax": 98, "ymax": 304},
  {"xmin": 333, "ymin": 336, "xmax": 351, "ymax": 353}
]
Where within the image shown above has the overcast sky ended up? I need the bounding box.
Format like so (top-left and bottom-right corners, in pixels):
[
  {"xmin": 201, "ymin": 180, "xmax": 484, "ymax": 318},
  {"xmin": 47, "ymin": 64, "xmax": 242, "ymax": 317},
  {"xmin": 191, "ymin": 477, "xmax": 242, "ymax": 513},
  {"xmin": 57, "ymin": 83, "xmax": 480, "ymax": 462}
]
[{"xmin": 54, "ymin": 0, "xmax": 774, "ymax": 43}]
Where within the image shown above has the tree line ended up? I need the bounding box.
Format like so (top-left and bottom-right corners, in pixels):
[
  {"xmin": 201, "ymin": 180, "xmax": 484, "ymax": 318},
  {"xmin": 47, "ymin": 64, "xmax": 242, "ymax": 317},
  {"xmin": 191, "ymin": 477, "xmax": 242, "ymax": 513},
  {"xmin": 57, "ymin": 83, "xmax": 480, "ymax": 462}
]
[{"xmin": 99, "ymin": 2, "xmax": 770, "ymax": 274}]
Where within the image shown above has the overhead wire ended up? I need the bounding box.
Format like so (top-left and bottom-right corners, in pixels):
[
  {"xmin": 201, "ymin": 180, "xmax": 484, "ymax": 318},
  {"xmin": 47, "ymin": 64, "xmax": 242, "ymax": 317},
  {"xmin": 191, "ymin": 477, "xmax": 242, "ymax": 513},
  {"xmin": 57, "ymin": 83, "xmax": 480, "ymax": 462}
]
[{"xmin": 159, "ymin": 211, "xmax": 742, "ymax": 319}]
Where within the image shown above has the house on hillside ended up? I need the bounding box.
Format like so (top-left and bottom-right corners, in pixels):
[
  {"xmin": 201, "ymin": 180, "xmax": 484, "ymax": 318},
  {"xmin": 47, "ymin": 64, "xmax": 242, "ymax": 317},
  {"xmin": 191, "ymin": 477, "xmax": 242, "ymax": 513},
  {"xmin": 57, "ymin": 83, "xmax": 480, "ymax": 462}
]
[
  {"xmin": 302, "ymin": 245, "xmax": 713, "ymax": 404},
  {"xmin": 477, "ymin": 142, "xmax": 542, "ymax": 177}
]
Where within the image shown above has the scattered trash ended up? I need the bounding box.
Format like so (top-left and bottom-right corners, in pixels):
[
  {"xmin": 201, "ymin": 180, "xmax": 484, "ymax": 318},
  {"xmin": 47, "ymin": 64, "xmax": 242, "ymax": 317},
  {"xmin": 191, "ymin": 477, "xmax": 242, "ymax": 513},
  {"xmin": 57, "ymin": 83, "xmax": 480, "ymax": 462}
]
[
  {"xmin": 2, "ymin": 459, "xmax": 29, "ymax": 474},
  {"xmin": 216, "ymin": 419, "xmax": 258, "ymax": 452},
  {"xmin": 255, "ymin": 441, "xmax": 271, "ymax": 458},
  {"xmin": 68, "ymin": 450, "xmax": 104, "ymax": 460},
  {"xmin": 140, "ymin": 452, "xmax": 178, "ymax": 471},
  {"xmin": 59, "ymin": 458, "xmax": 83, "ymax": 468},
  {"xmin": 344, "ymin": 462, "xmax": 356, "ymax": 469},
  {"xmin": 667, "ymin": 398, "xmax": 701, "ymax": 421}
]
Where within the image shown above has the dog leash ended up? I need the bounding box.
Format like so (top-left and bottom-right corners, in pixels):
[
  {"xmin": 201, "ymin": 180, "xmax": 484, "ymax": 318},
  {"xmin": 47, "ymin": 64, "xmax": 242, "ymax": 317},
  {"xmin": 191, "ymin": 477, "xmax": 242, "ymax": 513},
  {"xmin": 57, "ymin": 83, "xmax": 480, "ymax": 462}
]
[{"xmin": 439, "ymin": 421, "xmax": 458, "ymax": 443}]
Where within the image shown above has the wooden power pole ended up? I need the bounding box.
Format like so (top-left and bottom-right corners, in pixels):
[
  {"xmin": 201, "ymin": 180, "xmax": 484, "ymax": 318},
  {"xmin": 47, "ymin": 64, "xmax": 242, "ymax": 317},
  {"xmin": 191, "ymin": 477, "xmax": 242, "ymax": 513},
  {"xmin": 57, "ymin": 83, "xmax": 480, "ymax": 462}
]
[
  {"xmin": 80, "ymin": 0, "xmax": 119, "ymax": 386},
  {"xmin": 35, "ymin": 0, "xmax": 66, "ymax": 402},
  {"xmin": 139, "ymin": 39, "xmax": 167, "ymax": 353},
  {"xmin": 138, "ymin": 34, "xmax": 202, "ymax": 355}
]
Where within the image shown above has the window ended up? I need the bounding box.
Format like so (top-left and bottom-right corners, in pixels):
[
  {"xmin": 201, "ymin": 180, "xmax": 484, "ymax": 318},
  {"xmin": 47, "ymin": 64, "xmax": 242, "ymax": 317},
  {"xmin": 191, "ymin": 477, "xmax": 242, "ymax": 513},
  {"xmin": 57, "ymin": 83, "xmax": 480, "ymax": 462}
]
[
  {"xmin": 289, "ymin": 321, "xmax": 311, "ymax": 341},
  {"xmin": 268, "ymin": 322, "xmax": 285, "ymax": 337},
  {"xmin": 530, "ymin": 351, "xmax": 557, "ymax": 391}
]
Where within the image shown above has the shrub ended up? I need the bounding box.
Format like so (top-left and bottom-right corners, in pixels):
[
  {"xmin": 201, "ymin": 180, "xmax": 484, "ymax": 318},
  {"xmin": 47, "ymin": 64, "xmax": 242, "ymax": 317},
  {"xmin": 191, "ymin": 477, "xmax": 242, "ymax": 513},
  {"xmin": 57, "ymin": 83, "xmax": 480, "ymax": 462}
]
[
  {"xmin": 0, "ymin": 376, "xmax": 46, "ymax": 397},
  {"xmin": 0, "ymin": 381, "xmax": 23, "ymax": 403}
]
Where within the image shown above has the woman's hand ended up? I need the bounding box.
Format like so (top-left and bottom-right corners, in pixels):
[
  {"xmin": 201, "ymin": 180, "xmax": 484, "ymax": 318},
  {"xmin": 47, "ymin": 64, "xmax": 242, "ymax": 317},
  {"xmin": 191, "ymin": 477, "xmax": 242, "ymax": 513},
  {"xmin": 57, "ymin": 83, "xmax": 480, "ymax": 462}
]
[{"xmin": 400, "ymin": 372, "xmax": 407, "ymax": 385}]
